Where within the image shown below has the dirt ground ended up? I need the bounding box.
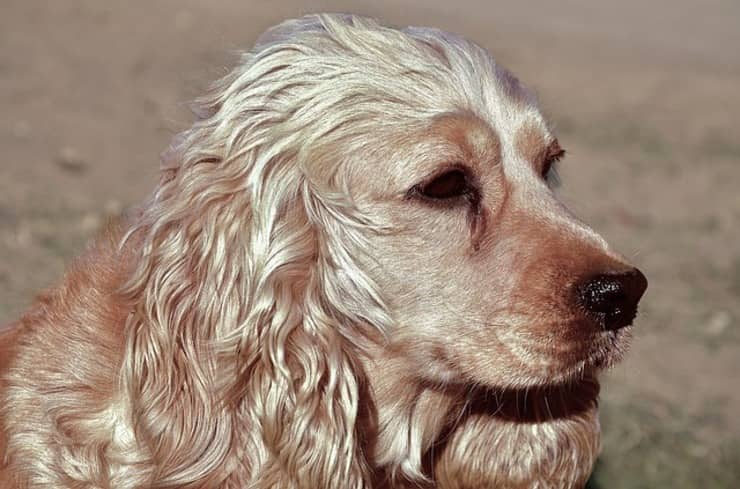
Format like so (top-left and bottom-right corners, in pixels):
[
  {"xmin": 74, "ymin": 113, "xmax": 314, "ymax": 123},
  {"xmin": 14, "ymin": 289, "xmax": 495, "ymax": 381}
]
[{"xmin": 1, "ymin": 0, "xmax": 739, "ymax": 486}]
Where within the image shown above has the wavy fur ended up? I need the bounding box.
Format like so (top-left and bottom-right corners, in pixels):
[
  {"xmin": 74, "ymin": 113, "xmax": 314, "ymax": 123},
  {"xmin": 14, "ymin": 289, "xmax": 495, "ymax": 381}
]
[{"xmin": 0, "ymin": 14, "xmax": 645, "ymax": 489}]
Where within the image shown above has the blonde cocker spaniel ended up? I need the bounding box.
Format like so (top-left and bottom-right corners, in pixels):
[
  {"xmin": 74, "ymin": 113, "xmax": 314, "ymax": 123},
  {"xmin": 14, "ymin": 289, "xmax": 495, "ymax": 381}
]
[{"xmin": 0, "ymin": 14, "xmax": 647, "ymax": 489}]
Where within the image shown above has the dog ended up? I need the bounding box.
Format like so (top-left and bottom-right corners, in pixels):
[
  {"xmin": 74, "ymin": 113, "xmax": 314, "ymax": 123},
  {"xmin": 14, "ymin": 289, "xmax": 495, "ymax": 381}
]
[{"xmin": 0, "ymin": 14, "xmax": 647, "ymax": 488}]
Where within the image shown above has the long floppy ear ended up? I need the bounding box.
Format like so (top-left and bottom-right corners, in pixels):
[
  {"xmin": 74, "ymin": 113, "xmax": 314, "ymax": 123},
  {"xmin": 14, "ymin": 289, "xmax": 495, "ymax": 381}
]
[{"xmin": 119, "ymin": 40, "xmax": 390, "ymax": 488}]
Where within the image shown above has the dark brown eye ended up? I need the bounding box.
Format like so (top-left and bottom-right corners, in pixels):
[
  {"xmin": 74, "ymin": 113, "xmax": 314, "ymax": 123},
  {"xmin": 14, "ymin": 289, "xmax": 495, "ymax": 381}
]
[
  {"xmin": 417, "ymin": 169, "xmax": 471, "ymax": 200},
  {"xmin": 541, "ymin": 147, "xmax": 565, "ymax": 180}
]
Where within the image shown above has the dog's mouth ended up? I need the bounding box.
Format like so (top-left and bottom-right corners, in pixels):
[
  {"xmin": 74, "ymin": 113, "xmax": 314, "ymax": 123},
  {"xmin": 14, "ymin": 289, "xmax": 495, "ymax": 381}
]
[
  {"xmin": 419, "ymin": 316, "xmax": 636, "ymax": 393},
  {"xmin": 591, "ymin": 326, "xmax": 632, "ymax": 362}
]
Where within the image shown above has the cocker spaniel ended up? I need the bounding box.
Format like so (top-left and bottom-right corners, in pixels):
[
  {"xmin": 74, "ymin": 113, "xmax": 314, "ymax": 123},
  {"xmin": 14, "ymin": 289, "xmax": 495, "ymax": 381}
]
[{"xmin": 0, "ymin": 14, "xmax": 647, "ymax": 489}]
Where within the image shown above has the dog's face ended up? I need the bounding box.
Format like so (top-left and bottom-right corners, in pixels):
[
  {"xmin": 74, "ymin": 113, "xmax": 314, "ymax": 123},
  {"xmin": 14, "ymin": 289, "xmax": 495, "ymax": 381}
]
[
  {"xmin": 165, "ymin": 16, "xmax": 646, "ymax": 393},
  {"xmin": 340, "ymin": 77, "xmax": 646, "ymax": 390}
]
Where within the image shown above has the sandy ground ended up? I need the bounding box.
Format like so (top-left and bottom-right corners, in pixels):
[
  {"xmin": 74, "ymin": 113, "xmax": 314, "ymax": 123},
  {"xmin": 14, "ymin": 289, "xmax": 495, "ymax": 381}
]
[{"xmin": 2, "ymin": 0, "xmax": 739, "ymax": 486}]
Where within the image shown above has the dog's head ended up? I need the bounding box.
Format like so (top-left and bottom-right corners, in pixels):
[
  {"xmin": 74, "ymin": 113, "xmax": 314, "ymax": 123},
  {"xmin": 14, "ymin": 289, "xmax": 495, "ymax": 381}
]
[
  {"xmin": 196, "ymin": 14, "xmax": 644, "ymax": 389},
  {"xmin": 125, "ymin": 14, "xmax": 646, "ymax": 485}
]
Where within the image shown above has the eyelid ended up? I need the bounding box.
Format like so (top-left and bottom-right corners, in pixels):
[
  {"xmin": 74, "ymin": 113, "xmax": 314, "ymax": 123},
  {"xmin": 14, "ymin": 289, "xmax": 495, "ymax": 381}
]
[
  {"xmin": 543, "ymin": 141, "xmax": 565, "ymax": 164},
  {"xmin": 427, "ymin": 163, "xmax": 472, "ymax": 184},
  {"xmin": 405, "ymin": 163, "xmax": 478, "ymax": 202},
  {"xmin": 547, "ymin": 148, "xmax": 566, "ymax": 163},
  {"xmin": 540, "ymin": 145, "xmax": 565, "ymax": 175}
]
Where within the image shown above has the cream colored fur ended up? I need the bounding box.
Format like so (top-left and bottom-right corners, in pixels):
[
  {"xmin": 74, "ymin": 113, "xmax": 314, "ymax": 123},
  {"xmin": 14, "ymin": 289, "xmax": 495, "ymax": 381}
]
[{"xmin": 0, "ymin": 14, "xmax": 642, "ymax": 489}]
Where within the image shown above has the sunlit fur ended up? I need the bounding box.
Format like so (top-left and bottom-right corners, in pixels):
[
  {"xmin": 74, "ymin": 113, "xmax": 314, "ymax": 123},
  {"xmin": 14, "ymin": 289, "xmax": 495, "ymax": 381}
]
[{"xmin": 0, "ymin": 14, "xmax": 642, "ymax": 488}]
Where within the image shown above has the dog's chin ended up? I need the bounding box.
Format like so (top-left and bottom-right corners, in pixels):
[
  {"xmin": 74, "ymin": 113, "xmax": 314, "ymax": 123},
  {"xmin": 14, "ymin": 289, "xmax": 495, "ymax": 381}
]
[{"xmin": 552, "ymin": 327, "xmax": 633, "ymax": 384}]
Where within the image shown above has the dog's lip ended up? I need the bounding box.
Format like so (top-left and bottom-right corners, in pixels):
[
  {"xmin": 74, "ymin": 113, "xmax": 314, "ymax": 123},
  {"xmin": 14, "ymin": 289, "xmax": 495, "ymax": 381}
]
[
  {"xmin": 557, "ymin": 328, "xmax": 631, "ymax": 373},
  {"xmin": 586, "ymin": 329, "xmax": 630, "ymax": 366}
]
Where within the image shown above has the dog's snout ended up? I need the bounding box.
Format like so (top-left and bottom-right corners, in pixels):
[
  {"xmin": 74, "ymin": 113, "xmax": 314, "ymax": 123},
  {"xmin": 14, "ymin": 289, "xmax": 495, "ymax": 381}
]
[{"xmin": 577, "ymin": 269, "xmax": 648, "ymax": 331}]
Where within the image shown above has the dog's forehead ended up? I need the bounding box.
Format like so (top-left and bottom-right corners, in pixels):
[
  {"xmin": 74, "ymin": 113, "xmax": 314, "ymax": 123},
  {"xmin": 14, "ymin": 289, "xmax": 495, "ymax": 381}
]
[
  {"xmin": 492, "ymin": 106, "xmax": 554, "ymax": 174},
  {"xmin": 365, "ymin": 106, "xmax": 553, "ymax": 194},
  {"xmin": 415, "ymin": 100, "xmax": 554, "ymax": 177},
  {"xmin": 404, "ymin": 43, "xmax": 554, "ymax": 175},
  {"xmin": 481, "ymin": 66, "xmax": 555, "ymax": 162}
]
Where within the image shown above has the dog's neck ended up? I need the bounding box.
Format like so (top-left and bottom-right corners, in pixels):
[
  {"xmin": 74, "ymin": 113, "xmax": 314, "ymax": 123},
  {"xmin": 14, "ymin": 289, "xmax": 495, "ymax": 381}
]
[{"xmin": 362, "ymin": 352, "xmax": 601, "ymax": 488}]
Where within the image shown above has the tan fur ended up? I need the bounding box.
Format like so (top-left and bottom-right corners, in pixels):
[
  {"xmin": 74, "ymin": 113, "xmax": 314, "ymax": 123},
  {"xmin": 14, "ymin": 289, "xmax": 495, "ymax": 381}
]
[{"xmin": 0, "ymin": 14, "xmax": 644, "ymax": 488}]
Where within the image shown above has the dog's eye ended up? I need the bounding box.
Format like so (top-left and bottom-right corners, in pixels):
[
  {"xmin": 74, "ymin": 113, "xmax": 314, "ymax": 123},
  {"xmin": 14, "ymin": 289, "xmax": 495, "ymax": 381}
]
[
  {"xmin": 415, "ymin": 169, "xmax": 471, "ymax": 200},
  {"xmin": 542, "ymin": 149, "xmax": 565, "ymax": 188}
]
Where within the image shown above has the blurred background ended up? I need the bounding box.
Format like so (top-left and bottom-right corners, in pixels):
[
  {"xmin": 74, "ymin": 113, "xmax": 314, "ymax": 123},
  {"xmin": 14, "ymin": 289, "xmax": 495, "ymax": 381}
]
[{"xmin": 1, "ymin": 1, "xmax": 738, "ymax": 487}]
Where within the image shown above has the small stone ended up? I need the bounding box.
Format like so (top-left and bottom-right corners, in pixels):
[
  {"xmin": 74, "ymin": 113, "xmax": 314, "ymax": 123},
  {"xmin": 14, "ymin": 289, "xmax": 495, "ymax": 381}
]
[
  {"xmin": 56, "ymin": 146, "xmax": 88, "ymax": 174},
  {"xmin": 705, "ymin": 310, "xmax": 731, "ymax": 337},
  {"xmin": 15, "ymin": 225, "xmax": 32, "ymax": 247}
]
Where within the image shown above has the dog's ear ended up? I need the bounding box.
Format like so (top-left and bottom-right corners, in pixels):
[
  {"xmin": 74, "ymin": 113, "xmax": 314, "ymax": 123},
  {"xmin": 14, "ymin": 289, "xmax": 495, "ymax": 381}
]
[{"xmin": 119, "ymin": 54, "xmax": 389, "ymax": 487}]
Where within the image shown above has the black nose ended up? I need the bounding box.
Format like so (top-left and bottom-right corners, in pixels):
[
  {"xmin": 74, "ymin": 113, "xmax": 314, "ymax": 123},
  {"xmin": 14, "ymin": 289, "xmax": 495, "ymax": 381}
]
[{"xmin": 578, "ymin": 269, "xmax": 648, "ymax": 331}]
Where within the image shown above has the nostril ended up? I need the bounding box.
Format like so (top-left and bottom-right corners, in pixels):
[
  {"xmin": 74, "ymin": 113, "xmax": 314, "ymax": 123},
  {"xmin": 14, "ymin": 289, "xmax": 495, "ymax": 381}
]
[
  {"xmin": 581, "ymin": 278, "xmax": 626, "ymax": 314},
  {"xmin": 578, "ymin": 269, "xmax": 648, "ymax": 331}
]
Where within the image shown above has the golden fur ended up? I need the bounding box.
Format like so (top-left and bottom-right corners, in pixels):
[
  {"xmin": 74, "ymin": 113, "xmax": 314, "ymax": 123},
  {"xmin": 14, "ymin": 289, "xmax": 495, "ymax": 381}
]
[{"xmin": 0, "ymin": 14, "xmax": 645, "ymax": 488}]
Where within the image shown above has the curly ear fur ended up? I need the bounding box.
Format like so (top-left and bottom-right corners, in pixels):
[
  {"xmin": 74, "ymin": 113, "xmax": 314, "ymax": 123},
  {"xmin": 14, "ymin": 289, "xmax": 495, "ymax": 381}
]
[{"xmin": 119, "ymin": 17, "xmax": 392, "ymax": 488}]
